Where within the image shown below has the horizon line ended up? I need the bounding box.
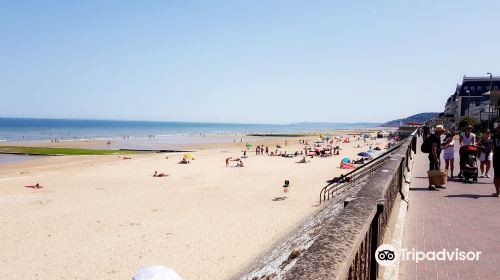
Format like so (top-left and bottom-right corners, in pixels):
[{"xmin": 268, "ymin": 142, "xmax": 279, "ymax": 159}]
[{"xmin": 0, "ymin": 116, "xmax": 383, "ymax": 126}]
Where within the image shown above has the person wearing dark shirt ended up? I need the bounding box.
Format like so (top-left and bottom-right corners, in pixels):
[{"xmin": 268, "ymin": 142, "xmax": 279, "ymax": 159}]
[
  {"xmin": 428, "ymin": 125, "xmax": 446, "ymax": 190},
  {"xmin": 491, "ymin": 126, "xmax": 500, "ymax": 197},
  {"xmin": 422, "ymin": 125, "xmax": 431, "ymax": 140}
]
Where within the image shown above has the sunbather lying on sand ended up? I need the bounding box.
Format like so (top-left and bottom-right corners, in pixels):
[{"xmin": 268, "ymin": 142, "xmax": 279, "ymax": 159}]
[
  {"xmin": 179, "ymin": 158, "xmax": 190, "ymax": 164},
  {"xmin": 327, "ymin": 175, "xmax": 352, "ymax": 184},
  {"xmin": 153, "ymin": 171, "xmax": 169, "ymax": 177},
  {"xmin": 25, "ymin": 183, "xmax": 43, "ymax": 189},
  {"xmin": 122, "ymin": 156, "xmax": 132, "ymax": 160}
]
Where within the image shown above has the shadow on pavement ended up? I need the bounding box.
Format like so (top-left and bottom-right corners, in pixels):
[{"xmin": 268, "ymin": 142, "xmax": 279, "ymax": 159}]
[
  {"xmin": 409, "ymin": 187, "xmax": 433, "ymax": 191},
  {"xmin": 445, "ymin": 194, "xmax": 497, "ymax": 199}
]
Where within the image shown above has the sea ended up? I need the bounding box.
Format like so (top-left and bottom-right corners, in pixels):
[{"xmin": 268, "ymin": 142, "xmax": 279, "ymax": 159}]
[{"xmin": 0, "ymin": 117, "xmax": 380, "ymax": 150}]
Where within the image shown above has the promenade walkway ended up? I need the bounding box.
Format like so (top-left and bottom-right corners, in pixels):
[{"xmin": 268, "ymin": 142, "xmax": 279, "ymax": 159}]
[{"xmin": 400, "ymin": 139, "xmax": 500, "ymax": 279}]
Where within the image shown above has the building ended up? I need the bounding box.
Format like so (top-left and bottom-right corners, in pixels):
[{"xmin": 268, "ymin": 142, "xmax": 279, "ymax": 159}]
[{"xmin": 444, "ymin": 75, "xmax": 500, "ymax": 124}]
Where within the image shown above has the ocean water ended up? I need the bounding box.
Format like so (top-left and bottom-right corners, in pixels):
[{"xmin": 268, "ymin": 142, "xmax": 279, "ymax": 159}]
[{"xmin": 0, "ymin": 118, "xmax": 380, "ymax": 149}]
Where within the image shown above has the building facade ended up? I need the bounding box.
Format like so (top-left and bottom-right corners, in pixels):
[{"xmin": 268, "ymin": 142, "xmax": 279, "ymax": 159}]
[{"xmin": 444, "ymin": 75, "xmax": 500, "ymax": 123}]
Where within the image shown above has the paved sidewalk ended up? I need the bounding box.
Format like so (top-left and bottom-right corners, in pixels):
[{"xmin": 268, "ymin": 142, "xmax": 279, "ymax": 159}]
[{"xmin": 400, "ymin": 140, "xmax": 500, "ymax": 279}]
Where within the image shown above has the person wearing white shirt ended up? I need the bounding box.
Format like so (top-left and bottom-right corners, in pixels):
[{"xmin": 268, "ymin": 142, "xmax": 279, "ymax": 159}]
[
  {"xmin": 442, "ymin": 132, "xmax": 455, "ymax": 178},
  {"xmin": 459, "ymin": 126, "xmax": 476, "ymax": 146}
]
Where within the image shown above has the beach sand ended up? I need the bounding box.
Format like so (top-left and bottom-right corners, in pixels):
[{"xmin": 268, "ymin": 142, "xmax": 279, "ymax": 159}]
[{"xmin": 0, "ymin": 133, "xmax": 388, "ymax": 279}]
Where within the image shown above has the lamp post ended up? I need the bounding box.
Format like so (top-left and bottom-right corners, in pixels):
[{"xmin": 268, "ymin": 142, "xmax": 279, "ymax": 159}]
[
  {"xmin": 466, "ymin": 90, "xmax": 471, "ymax": 117},
  {"xmin": 487, "ymin": 72, "xmax": 493, "ymax": 129}
]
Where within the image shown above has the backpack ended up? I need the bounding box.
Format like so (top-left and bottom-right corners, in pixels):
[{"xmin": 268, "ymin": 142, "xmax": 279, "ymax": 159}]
[{"xmin": 421, "ymin": 137, "xmax": 433, "ymax": 153}]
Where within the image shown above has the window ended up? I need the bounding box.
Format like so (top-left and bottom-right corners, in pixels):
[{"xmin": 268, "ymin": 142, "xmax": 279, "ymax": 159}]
[
  {"xmin": 477, "ymin": 86, "xmax": 481, "ymax": 91},
  {"xmin": 464, "ymin": 86, "xmax": 468, "ymax": 91},
  {"xmin": 487, "ymin": 86, "xmax": 491, "ymax": 90},
  {"xmin": 471, "ymin": 86, "xmax": 475, "ymax": 90}
]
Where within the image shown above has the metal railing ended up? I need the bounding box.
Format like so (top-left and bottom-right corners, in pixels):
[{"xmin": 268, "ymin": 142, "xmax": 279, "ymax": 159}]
[
  {"xmin": 284, "ymin": 131, "xmax": 417, "ymax": 280},
  {"xmin": 319, "ymin": 137, "xmax": 413, "ymax": 204}
]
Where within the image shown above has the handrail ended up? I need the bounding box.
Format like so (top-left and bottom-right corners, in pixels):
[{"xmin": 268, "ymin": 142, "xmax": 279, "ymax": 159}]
[
  {"xmin": 318, "ymin": 137, "xmax": 409, "ymax": 204},
  {"xmin": 284, "ymin": 132, "xmax": 417, "ymax": 280}
]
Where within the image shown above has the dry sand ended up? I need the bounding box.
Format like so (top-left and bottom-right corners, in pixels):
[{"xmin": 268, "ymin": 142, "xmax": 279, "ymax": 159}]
[{"xmin": 0, "ymin": 133, "xmax": 388, "ymax": 279}]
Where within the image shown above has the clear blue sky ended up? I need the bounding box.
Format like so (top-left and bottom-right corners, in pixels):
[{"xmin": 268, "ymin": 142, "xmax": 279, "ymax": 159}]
[{"xmin": 1, "ymin": 1, "xmax": 499, "ymax": 124}]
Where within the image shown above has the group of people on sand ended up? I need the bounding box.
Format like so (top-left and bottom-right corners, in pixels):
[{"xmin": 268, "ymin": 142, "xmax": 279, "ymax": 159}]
[
  {"xmin": 225, "ymin": 157, "xmax": 244, "ymax": 167},
  {"xmin": 255, "ymin": 145, "xmax": 269, "ymax": 155},
  {"xmin": 424, "ymin": 124, "xmax": 500, "ymax": 196}
]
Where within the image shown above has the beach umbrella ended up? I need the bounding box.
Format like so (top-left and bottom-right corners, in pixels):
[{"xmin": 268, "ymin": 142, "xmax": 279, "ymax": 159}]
[
  {"xmin": 184, "ymin": 153, "xmax": 193, "ymax": 159},
  {"xmin": 133, "ymin": 266, "xmax": 183, "ymax": 280},
  {"xmin": 246, "ymin": 143, "xmax": 253, "ymax": 148},
  {"xmin": 357, "ymin": 152, "xmax": 372, "ymax": 158},
  {"xmin": 341, "ymin": 157, "xmax": 351, "ymax": 163}
]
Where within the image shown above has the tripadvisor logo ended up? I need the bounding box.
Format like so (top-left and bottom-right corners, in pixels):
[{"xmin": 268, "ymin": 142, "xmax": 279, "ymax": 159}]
[
  {"xmin": 375, "ymin": 244, "xmax": 398, "ymax": 266},
  {"xmin": 375, "ymin": 244, "xmax": 482, "ymax": 266}
]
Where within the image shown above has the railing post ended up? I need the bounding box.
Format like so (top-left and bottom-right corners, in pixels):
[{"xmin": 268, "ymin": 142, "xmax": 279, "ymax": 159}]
[{"xmin": 370, "ymin": 202, "xmax": 384, "ymax": 280}]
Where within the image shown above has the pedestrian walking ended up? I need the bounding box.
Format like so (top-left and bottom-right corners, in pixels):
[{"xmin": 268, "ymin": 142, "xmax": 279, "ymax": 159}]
[
  {"xmin": 422, "ymin": 125, "xmax": 430, "ymax": 140},
  {"xmin": 427, "ymin": 125, "xmax": 446, "ymax": 190},
  {"xmin": 491, "ymin": 126, "xmax": 500, "ymax": 197},
  {"xmin": 459, "ymin": 125, "xmax": 476, "ymax": 146},
  {"xmin": 442, "ymin": 132, "xmax": 455, "ymax": 178},
  {"xmin": 478, "ymin": 130, "xmax": 493, "ymax": 178}
]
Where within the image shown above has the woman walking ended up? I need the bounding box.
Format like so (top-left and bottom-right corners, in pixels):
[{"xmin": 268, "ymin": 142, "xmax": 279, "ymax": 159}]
[
  {"xmin": 478, "ymin": 130, "xmax": 494, "ymax": 178},
  {"xmin": 442, "ymin": 132, "xmax": 455, "ymax": 178}
]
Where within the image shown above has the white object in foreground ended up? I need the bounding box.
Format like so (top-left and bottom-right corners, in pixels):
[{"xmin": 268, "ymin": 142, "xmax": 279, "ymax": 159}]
[{"xmin": 133, "ymin": 266, "xmax": 183, "ymax": 280}]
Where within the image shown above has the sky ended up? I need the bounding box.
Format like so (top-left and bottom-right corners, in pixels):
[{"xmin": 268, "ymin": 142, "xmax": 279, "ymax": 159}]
[{"xmin": 1, "ymin": 0, "xmax": 500, "ymax": 124}]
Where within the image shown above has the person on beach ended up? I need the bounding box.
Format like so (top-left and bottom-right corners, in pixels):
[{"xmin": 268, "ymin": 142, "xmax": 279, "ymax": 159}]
[
  {"xmin": 459, "ymin": 125, "xmax": 476, "ymax": 146},
  {"xmin": 235, "ymin": 158, "xmax": 244, "ymax": 167},
  {"xmin": 478, "ymin": 130, "xmax": 493, "ymax": 178},
  {"xmin": 153, "ymin": 171, "xmax": 168, "ymax": 177},
  {"xmin": 265, "ymin": 147, "xmax": 269, "ymax": 155},
  {"xmin": 225, "ymin": 157, "xmax": 231, "ymax": 167},
  {"xmin": 428, "ymin": 125, "xmax": 446, "ymax": 190},
  {"xmin": 442, "ymin": 132, "xmax": 455, "ymax": 178}
]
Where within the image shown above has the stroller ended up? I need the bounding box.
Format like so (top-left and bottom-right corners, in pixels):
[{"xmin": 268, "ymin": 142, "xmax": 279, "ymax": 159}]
[{"xmin": 458, "ymin": 145, "xmax": 478, "ymax": 183}]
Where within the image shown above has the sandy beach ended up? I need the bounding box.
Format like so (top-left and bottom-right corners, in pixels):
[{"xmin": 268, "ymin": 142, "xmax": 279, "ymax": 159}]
[{"xmin": 0, "ymin": 132, "xmax": 388, "ymax": 279}]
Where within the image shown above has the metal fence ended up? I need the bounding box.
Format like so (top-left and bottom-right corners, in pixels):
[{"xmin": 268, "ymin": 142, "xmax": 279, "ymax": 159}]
[
  {"xmin": 319, "ymin": 135, "xmax": 415, "ymax": 204},
  {"xmin": 284, "ymin": 132, "xmax": 417, "ymax": 280}
]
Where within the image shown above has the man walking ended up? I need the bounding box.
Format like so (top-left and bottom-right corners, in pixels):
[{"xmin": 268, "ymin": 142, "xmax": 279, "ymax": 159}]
[
  {"xmin": 491, "ymin": 126, "xmax": 500, "ymax": 197},
  {"xmin": 428, "ymin": 125, "xmax": 446, "ymax": 190}
]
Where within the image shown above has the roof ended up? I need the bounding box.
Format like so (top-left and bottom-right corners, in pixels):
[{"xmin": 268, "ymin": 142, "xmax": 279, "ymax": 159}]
[{"xmin": 463, "ymin": 76, "xmax": 500, "ymax": 82}]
